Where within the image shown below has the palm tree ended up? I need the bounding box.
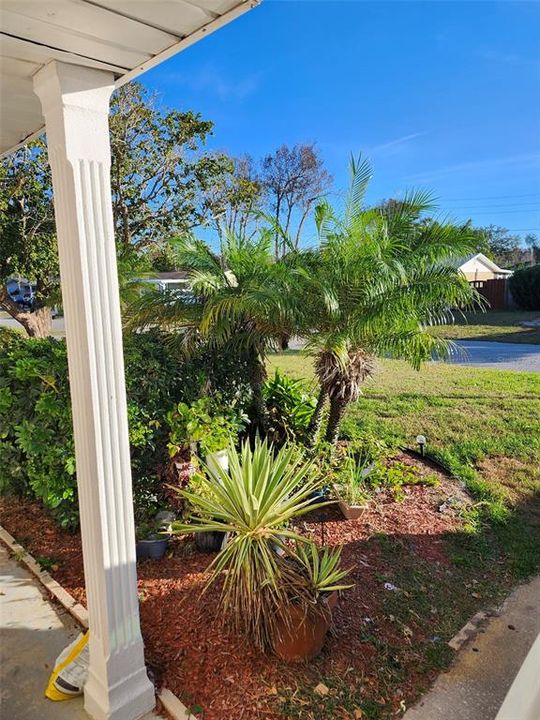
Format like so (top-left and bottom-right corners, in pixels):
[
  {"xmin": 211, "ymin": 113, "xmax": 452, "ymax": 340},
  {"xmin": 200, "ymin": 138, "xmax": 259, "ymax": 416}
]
[
  {"xmin": 127, "ymin": 230, "xmax": 300, "ymax": 432},
  {"xmin": 301, "ymin": 156, "xmax": 482, "ymax": 445}
]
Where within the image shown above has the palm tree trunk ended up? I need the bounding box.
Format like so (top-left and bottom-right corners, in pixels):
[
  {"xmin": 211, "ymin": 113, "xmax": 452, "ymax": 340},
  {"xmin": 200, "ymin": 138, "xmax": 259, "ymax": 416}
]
[
  {"xmin": 250, "ymin": 357, "xmax": 269, "ymax": 436},
  {"xmin": 307, "ymin": 388, "xmax": 327, "ymax": 445},
  {"xmin": 324, "ymin": 396, "xmax": 348, "ymax": 445}
]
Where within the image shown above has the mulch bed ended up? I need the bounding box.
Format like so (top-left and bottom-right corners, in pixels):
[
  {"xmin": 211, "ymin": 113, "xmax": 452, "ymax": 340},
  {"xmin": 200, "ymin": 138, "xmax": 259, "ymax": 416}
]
[{"xmin": 0, "ymin": 453, "xmax": 472, "ymax": 720}]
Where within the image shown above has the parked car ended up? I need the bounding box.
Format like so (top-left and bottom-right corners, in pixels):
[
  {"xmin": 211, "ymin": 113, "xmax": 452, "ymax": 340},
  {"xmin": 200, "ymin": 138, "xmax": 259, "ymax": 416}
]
[{"xmin": 6, "ymin": 279, "xmax": 36, "ymax": 311}]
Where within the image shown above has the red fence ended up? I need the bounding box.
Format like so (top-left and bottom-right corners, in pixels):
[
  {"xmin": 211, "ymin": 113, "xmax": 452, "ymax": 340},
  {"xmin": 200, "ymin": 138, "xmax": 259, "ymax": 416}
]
[{"xmin": 470, "ymin": 278, "xmax": 511, "ymax": 310}]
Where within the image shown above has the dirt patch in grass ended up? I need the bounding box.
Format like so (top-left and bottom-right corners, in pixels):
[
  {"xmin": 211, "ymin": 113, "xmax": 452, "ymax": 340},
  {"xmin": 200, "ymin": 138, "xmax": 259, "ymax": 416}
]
[
  {"xmin": 0, "ymin": 463, "xmax": 507, "ymax": 720},
  {"xmin": 477, "ymin": 456, "xmax": 536, "ymax": 501}
]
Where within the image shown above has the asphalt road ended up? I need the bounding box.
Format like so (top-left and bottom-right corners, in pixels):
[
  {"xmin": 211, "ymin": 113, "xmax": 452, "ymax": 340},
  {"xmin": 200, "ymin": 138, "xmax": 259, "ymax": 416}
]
[
  {"xmin": 1, "ymin": 315, "xmax": 539, "ymax": 372},
  {"xmin": 0, "ymin": 312, "xmax": 65, "ymax": 335},
  {"xmin": 447, "ymin": 340, "xmax": 540, "ymax": 373},
  {"xmin": 290, "ymin": 336, "xmax": 540, "ymax": 373}
]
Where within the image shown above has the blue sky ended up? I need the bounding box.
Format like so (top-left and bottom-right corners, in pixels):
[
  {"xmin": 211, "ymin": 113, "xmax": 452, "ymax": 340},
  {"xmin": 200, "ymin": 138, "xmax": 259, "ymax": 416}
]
[{"xmin": 142, "ymin": 0, "xmax": 540, "ymax": 242}]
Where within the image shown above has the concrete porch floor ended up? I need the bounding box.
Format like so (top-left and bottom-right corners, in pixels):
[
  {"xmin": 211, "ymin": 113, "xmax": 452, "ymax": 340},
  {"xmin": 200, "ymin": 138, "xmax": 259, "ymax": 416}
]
[{"xmin": 0, "ymin": 544, "xmax": 163, "ymax": 720}]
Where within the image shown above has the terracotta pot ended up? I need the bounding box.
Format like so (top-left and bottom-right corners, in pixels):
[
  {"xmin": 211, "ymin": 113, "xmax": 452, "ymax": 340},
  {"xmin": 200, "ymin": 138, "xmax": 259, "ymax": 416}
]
[{"xmin": 272, "ymin": 592, "xmax": 337, "ymax": 662}]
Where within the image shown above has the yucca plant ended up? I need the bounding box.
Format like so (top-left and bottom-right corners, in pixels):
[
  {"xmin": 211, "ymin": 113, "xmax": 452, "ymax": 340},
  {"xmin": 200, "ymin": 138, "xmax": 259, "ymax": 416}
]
[
  {"xmin": 172, "ymin": 438, "xmax": 338, "ymax": 649},
  {"xmin": 291, "ymin": 542, "xmax": 353, "ymax": 604}
]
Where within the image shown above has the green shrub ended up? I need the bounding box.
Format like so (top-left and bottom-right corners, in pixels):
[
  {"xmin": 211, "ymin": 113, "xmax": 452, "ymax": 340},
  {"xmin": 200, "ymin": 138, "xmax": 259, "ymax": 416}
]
[
  {"xmin": 0, "ymin": 333, "xmax": 77, "ymax": 527},
  {"xmin": 366, "ymin": 460, "xmax": 439, "ymax": 500},
  {"xmin": 166, "ymin": 395, "xmax": 247, "ymax": 457},
  {"xmin": 0, "ymin": 329, "xmax": 252, "ymax": 529},
  {"xmin": 263, "ymin": 369, "xmax": 317, "ymax": 445},
  {"xmin": 509, "ymin": 264, "xmax": 540, "ymax": 310}
]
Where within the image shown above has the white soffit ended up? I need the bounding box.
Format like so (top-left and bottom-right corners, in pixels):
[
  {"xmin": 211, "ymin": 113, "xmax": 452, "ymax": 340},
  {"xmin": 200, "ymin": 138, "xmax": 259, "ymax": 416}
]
[{"xmin": 0, "ymin": 0, "xmax": 257, "ymax": 157}]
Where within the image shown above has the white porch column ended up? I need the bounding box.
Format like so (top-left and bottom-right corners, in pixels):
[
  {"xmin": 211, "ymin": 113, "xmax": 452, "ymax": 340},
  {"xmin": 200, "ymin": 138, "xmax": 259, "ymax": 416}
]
[{"xmin": 33, "ymin": 61, "xmax": 155, "ymax": 720}]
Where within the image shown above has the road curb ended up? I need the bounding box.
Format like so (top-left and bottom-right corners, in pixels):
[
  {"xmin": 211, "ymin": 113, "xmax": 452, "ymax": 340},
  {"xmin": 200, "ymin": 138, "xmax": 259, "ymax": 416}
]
[{"xmin": 448, "ymin": 609, "xmax": 492, "ymax": 650}]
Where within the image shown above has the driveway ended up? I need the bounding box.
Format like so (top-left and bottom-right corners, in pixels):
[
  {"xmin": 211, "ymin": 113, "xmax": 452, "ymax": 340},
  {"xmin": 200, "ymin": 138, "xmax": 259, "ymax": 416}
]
[
  {"xmin": 0, "ymin": 544, "xmax": 87, "ymax": 720},
  {"xmin": 0, "ymin": 543, "xmax": 164, "ymax": 720},
  {"xmin": 404, "ymin": 576, "xmax": 540, "ymax": 720},
  {"xmin": 0, "ymin": 311, "xmax": 65, "ymax": 335},
  {"xmin": 448, "ymin": 341, "xmax": 540, "ymax": 373}
]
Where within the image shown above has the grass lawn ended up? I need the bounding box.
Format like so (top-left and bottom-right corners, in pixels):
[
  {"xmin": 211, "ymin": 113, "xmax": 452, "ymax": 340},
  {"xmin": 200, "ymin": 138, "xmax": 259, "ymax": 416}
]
[
  {"xmin": 429, "ymin": 310, "xmax": 540, "ymax": 344},
  {"xmin": 267, "ymin": 351, "xmax": 540, "ymax": 716},
  {"xmin": 269, "ymin": 351, "xmax": 540, "ymax": 541}
]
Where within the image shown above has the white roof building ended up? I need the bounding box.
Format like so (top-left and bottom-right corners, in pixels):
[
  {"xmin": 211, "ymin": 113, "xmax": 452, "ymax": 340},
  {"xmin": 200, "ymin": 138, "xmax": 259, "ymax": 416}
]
[{"xmin": 457, "ymin": 253, "xmax": 513, "ymax": 281}]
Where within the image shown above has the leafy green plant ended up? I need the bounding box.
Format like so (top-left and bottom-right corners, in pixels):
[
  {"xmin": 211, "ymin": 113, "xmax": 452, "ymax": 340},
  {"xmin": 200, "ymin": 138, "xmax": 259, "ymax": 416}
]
[
  {"xmin": 35, "ymin": 555, "xmax": 60, "ymax": 572},
  {"xmin": 166, "ymin": 396, "xmax": 246, "ymax": 456},
  {"xmin": 0, "ymin": 328, "xmax": 251, "ymax": 528},
  {"xmin": 292, "ymin": 543, "xmax": 352, "ymax": 603},
  {"xmin": 0, "ymin": 335, "xmax": 78, "ymax": 528},
  {"xmin": 172, "ymin": 438, "xmax": 338, "ymax": 649},
  {"xmin": 509, "ymin": 264, "xmax": 540, "ymax": 310},
  {"xmin": 344, "ymin": 431, "xmax": 391, "ymax": 466},
  {"xmin": 367, "ymin": 461, "xmax": 439, "ymax": 500},
  {"xmin": 263, "ymin": 368, "xmax": 317, "ymax": 445},
  {"xmin": 135, "ymin": 519, "xmax": 170, "ymax": 542}
]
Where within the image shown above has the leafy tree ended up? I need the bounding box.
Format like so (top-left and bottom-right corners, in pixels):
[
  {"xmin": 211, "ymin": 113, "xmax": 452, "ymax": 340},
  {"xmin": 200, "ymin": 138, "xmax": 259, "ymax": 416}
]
[
  {"xmin": 1, "ymin": 84, "xmax": 228, "ymax": 337},
  {"xmin": 0, "ymin": 140, "xmax": 59, "ymax": 338},
  {"xmin": 261, "ymin": 144, "xmax": 332, "ymax": 258},
  {"xmin": 128, "ymin": 231, "xmax": 299, "ymax": 432},
  {"xmin": 469, "ymin": 225, "xmax": 524, "ymax": 268},
  {"xmin": 201, "ymin": 153, "xmax": 264, "ymax": 245},
  {"xmin": 109, "ymin": 82, "xmax": 229, "ymax": 253},
  {"xmin": 524, "ymin": 233, "xmax": 539, "ymax": 265},
  {"xmin": 301, "ymin": 157, "xmax": 481, "ymax": 444}
]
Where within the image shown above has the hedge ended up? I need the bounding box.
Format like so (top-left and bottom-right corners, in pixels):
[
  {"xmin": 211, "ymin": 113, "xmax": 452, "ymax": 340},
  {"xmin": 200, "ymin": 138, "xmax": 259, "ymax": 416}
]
[
  {"xmin": 0, "ymin": 327, "xmax": 251, "ymax": 529},
  {"xmin": 509, "ymin": 264, "xmax": 540, "ymax": 311}
]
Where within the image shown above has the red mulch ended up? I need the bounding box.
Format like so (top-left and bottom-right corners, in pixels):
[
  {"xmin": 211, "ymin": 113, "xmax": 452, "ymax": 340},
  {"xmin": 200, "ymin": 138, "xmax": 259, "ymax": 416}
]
[{"xmin": 0, "ymin": 454, "xmax": 469, "ymax": 720}]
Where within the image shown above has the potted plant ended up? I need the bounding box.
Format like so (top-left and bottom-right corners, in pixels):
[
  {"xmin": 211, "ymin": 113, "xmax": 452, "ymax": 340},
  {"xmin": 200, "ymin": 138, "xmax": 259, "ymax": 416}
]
[
  {"xmin": 333, "ymin": 450, "xmax": 372, "ymax": 520},
  {"xmin": 182, "ymin": 470, "xmax": 228, "ymax": 553},
  {"xmin": 172, "ymin": 439, "xmax": 351, "ymax": 659},
  {"xmin": 135, "ymin": 516, "xmax": 171, "ymax": 560},
  {"xmin": 271, "ymin": 543, "xmax": 351, "ymax": 662},
  {"xmin": 167, "ymin": 396, "xmax": 246, "ymax": 474}
]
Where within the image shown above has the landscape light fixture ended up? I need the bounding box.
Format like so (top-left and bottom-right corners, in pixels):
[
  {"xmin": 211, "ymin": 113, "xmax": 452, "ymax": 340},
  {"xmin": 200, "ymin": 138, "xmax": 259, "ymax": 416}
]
[{"xmin": 416, "ymin": 434, "xmax": 427, "ymax": 457}]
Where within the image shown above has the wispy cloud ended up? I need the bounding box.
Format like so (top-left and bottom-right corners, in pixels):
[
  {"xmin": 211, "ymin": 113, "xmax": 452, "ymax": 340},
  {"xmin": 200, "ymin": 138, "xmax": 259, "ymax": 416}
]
[
  {"xmin": 405, "ymin": 152, "xmax": 540, "ymax": 185},
  {"xmin": 160, "ymin": 64, "xmax": 260, "ymax": 102},
  {"xmin": 478, "ymin": 48, "xmax": 540, "ymax": 73},
  {"xmin": 320, "ymin": 130, "xmax": 425, "ymax": 162},
  {"xmin": 367, "ymin": 131, "xmax": 427, "ymax": 156}
]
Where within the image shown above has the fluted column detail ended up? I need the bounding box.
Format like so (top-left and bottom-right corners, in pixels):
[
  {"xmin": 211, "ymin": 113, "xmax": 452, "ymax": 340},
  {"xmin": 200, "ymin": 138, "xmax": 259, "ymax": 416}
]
[{"xmin": 33, "ymin": 61, "xmax": 155, "ymax": 720}]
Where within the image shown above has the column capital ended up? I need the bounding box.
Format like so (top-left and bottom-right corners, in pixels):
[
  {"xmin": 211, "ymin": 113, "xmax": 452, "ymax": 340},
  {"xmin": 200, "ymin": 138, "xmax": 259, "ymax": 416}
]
[{"xmin": 33, "ymin": 61, "xmax": 115, "ymax": 116}]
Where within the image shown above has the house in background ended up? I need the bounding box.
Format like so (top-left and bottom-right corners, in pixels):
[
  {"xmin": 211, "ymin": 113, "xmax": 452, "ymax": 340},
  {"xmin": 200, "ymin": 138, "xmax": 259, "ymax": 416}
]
[
  {"xmin": 146, "ymin": 270, "xmax": 190, "ymax": 293},
  {"xmin": 457, "ymin": 253, "xmax": 513, "ymax": 281}
]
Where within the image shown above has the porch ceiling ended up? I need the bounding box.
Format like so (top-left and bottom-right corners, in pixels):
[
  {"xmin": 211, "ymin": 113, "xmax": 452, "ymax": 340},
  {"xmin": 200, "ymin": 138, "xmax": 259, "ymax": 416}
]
[{"xmin": 0, "ymin": 0, "xmax": 256, "ymax": 157}]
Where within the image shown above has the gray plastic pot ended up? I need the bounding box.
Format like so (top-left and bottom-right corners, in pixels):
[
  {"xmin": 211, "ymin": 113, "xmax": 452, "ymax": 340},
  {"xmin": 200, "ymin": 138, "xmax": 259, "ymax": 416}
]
[{"xmin": 136, "ymin": 536, "xmax": 169, "ymax": 560}]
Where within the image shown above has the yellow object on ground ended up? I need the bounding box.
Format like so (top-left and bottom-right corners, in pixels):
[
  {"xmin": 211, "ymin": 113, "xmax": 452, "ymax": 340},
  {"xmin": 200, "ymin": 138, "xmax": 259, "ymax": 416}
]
[{"xmin": 45, "ymin": 631, "xmax": 89, "ymax": 701}]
